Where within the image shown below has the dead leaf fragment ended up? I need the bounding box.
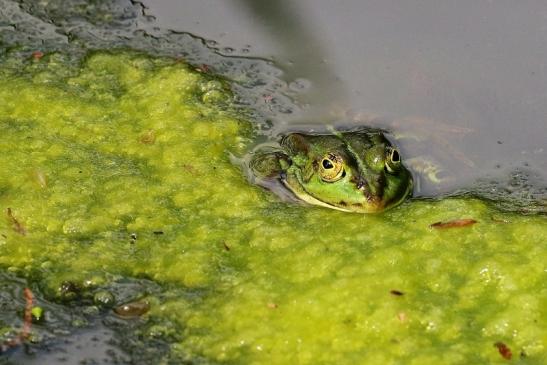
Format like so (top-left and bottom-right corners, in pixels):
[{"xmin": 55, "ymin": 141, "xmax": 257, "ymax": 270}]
[
  {"xmin": 429, "ymin": 219, "xmax": 477, "ymax": 229},
  {"xmin": 494, "ymin": 341, "xmax": 512, "ymax": 360},
  {"xmin": 31, "ymin": 51, "xmax": 44, "ymax": 60},
  {"xmin": 139, "ymin": 130, "xmax": 156, "ymax": 145},
  {"xmin": 6, "ymin": 208, "xmax": 26, "ymax": 236},
  {"xmin": 114, "ymin": 300, "xmax": 150, "ymax": 318}
]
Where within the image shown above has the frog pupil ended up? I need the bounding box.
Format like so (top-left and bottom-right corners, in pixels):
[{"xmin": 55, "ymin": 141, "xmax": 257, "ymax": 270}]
[
  {"xmin": 322, "ymin": 159, "xmax": 334, "ymax": 169},
  {"xmin": 391, "ymin": 149, "xmax": 400, "ymax": 162}
]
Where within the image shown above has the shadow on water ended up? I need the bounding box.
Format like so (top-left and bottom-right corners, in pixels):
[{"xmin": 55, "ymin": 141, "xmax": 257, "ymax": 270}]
[{"xmin": 233, "ymin": 0, "xmax": 348, "ymax": 114}]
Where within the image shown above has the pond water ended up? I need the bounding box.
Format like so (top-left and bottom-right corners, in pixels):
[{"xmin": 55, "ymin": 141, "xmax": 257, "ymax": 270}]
[
  {"xmin": 0, "ymin": 1, "xmax": 546, "ymax": 364},
  {"xmin": 146, "ymin": 0, "xmax": 547, "ymax": 201}
]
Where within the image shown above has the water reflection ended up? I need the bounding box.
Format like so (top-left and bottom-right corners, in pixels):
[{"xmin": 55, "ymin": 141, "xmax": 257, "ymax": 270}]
[{"xmin": 145, "ymin": 0, "xmax": 546, "ymax": 209}]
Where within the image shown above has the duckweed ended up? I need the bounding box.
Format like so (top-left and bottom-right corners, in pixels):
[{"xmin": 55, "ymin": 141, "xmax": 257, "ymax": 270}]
[{"xmin": 0, "ymin": 52, "xmax": 545, "ymax": 364}]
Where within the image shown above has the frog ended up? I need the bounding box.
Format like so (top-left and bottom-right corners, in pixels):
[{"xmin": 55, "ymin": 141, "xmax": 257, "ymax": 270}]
[{"xmin": 248, "ymin": 128, "xmax": 413, "ymax": 213}]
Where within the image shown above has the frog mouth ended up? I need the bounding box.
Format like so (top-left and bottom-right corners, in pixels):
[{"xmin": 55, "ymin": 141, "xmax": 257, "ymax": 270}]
[
  {"xmin": 281, "ymin": 171, "xmax": 412, "ymax": 213},
  {"xmin": 281, "ymin": 178, "xmax": 355, "ymax": 212},
  {"xmin": 280, "ymin": 175, "xmax": 385, "ymax": 213}
]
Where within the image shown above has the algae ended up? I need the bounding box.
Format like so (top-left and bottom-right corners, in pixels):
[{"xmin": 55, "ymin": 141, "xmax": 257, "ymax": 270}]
[{"xmin": 0, "ymin": 52, "xmax": 546, "ymax": 364}]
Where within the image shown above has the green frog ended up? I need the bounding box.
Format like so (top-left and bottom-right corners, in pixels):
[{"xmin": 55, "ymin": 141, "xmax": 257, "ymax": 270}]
[{"xmin": 249, "ymin": 129, "xmax": 413, "ymax": 213}]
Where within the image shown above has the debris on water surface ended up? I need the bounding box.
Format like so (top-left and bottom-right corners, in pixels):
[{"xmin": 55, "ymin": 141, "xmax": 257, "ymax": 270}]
[
  {"xmin": 195, "ymin": 64, "xmax": 211, "ymax": 73},
  {"xmin": 58, "ymin": 281, "xmax": 81, "ymax": 301},
  {"xmin": 31, "ymin": 51, "xmax": 44, "ymax": 60},
  {"xmin": 31, "ymin": 169, "xmax": 47, "ymax": 188},
  {"xmin": 390, "ymin": 290, "xmax": 404, "ymax": 296},
  {"xmin": 22, "ymin": 288, "xmax": 33, "ymax": 339},
  {"xmin": 94, "ymin": 290, "xmax": 116, "ymax": 308},
  {"xmin": 6, "ymin": 208, "xmax": 26, "ymax": 236},
  {"xmin": 0, "ymin": 288, "xmax": 34, "ymax": 353},
  {"xmin": 491, "ymin": 216, "xmax": 511, "ymax": 224},
  {"xmin": 429, "ymin": 218, "xmax": 477, "ymax": 229},
  {"xmin": 267, "ymin": 302, "xmax": 278, "ymax": 309},
  {"xmin": 222, "ymin": 241, "xmax": 231, "ymax": 251},
  {"xmin": 31, "ymin": 306, "xmax": 44, "ymax": 323},
  {"xmin": 139, "ymin": 130, "xmax": 156, "ymax": 145},
  {"xmin": 114, "ymin": 299, "xmax": 150, "ymax": 318},
  {"xmin": 494, "ymin": 341, "xmax": 512, "ymax": 360}
]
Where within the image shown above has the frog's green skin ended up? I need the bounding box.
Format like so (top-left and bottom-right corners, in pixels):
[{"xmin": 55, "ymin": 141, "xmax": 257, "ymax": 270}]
[{"xmin": 250, "ymin": 130, "xmax": 413, "ymax": 213}]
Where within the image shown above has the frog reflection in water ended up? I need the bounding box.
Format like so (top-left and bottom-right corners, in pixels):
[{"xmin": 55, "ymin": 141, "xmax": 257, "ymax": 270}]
[{"xmin": 249, "ymin": 130, "xmax": 413, "ymax": 213}]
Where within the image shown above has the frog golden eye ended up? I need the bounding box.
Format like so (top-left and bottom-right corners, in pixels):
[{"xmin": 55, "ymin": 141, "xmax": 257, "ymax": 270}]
[
  {"xmin": 385, "ymin": 148, "xmax": 401, "ymax": 173},
  {"xmin": 319, "ymin": 154, "xmax": 345, "ymax": 182}
]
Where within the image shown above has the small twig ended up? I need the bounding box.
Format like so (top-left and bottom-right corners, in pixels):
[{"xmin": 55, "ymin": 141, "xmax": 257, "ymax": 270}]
[
  {"xmin": 22, "ymin": 288, "xmax": 34, "ymax": 339},
  {"xmin": 6, "ymin": 208, "xmax": 27, "ymax": 236},
  {"xmin": 0, "ymin": 287, "xmax": 34, "ymax": 353}
]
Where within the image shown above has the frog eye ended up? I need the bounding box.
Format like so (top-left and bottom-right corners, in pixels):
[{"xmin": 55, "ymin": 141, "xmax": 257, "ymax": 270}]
[
  {"xmin": 319, "ymin": 153, "xmax": 345, "ymax": 182},
  {"xmin": 385, "ymin": 147, "xmax": 401, "ymax": 173}
]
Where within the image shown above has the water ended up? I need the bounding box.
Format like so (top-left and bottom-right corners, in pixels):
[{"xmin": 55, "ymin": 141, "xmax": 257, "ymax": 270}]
[
  {"xmin": 1, "ymin": 0, "xmax": 545, "ymax": 203},
  {"xmin": 145, "ymin": 0, "xmax": 547, "ymax": 203}
]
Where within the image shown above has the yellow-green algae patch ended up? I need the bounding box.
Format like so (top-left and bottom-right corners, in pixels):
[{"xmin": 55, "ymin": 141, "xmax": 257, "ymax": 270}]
[{"xmin": 0, "ymin": 52, "xmax": 546, "ymax": 364}]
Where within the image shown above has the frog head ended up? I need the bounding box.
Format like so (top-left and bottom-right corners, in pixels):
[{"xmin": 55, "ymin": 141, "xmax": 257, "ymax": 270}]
[{"xmin": 274, "ymin": 130, "xmax": 412, "ymax": 213}]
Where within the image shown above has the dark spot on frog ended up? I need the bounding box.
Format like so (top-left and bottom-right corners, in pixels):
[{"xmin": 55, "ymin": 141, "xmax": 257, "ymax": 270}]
[
  {"xmin": 153, "ymin": 231, "xmax": 164, "ymax": 235},
  {"xmin": 390, "ymin": 290, "xmax": 404, "ymax": 296},
  {"xmin": 312, "ymin": 159, "xmax": 319, "ymax": 170},
  {"xmin": 353, "ymin": 176, "xmax": 366, "ymax": 190},
  {"xmin": 338, "ymin": 201, "xmax": 347, "ymax": 207}
]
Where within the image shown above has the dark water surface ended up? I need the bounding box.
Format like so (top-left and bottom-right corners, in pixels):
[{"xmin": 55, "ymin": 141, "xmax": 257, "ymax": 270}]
[{"xmin": 146, "ymin": 0, "xmax": 547, "ymax": 203}]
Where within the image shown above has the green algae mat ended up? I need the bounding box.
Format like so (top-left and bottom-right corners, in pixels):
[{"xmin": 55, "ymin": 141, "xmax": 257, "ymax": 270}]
[{"xmin": 0, "ymin": 52, "xmax": 546, "ymax": 364}]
